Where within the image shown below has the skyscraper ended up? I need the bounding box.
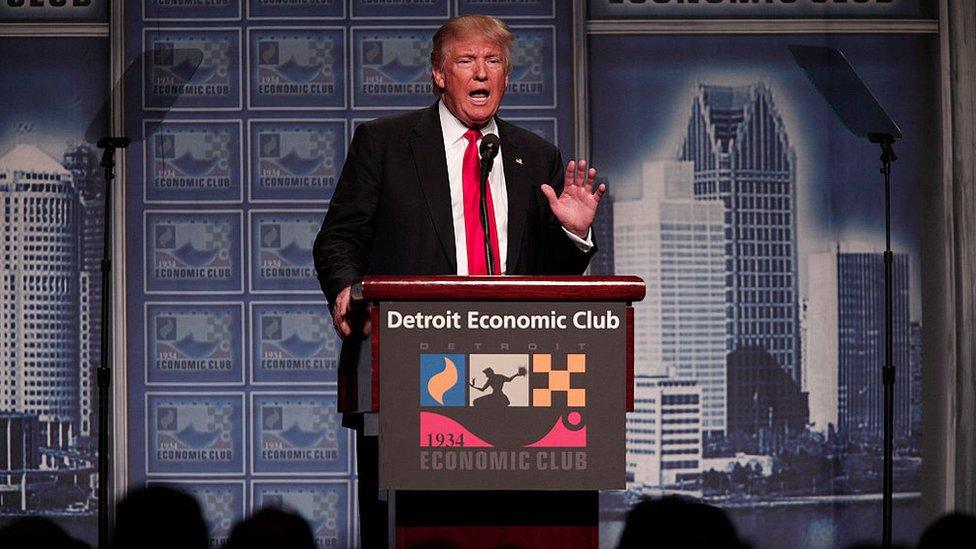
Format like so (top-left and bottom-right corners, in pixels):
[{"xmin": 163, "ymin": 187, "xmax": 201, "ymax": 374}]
[
  {"xmin": 0, "ymin": 145, "xmax": 81, "ymax": 432},
  {"xmin": 806, "ymin": 243, "xmax": 912, "ymax": 444},
  {"xmin": 679, "ymin": 83, "xmax": 801, "ymax": 383},
  {"xmin": 63, "ymin": 144, "xmax": 103, "ymax": 440},
  {"xmin": 836, "ymin": 245, "xmax": 911, "ymax": 444},
  {"xmin": 588, "ymin": 177, "xmax": 614, "ymax": 276},
  {"xmin": 909, "ymin": 321, "xmax": 922, "ymax": 448},
  {"xmin": 614, "ymin": 161, "xmax": 727, "ymax": 435},
  {"xmin": 805, "ymin": 253, "xmax": 839, "ymax": 435}
]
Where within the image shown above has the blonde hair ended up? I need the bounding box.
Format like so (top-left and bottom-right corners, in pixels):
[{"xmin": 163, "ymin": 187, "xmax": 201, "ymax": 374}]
[{"xmin": 430, "ymin": 14, "xmax": 514, "ymax": 97}]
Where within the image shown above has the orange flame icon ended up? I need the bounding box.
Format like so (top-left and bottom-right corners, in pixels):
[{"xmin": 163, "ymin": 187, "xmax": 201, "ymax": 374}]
[{"xmin": 427, "ymin": 357, "xmax": 459, "ymax": 405}]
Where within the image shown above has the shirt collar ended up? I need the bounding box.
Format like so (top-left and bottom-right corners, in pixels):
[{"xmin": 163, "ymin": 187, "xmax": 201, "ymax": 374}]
[{"xmin": 438, "ymin": 99, "xmax": 498, "ymax": 147}]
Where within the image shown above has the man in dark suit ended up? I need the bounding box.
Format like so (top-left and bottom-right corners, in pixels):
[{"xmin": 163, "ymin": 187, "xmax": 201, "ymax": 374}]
[{"xmin": 313, "ymin": 14, "xmax": 605, "ymax": 546}]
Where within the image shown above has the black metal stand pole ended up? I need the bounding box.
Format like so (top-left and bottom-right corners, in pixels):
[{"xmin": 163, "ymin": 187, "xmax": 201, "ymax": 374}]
[
  {"xmin": 96, "ymin": 136, "xmax": 130, "ymax": 549},
  {"xmin": 868, "ymin": 132, "xmax": 896, "ymax": 549}
]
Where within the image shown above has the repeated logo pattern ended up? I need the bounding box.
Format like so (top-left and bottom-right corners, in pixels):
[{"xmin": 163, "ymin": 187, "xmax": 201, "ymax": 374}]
[
  {"xmin": 129, "ymin": 4, "xmax": 562, "ymax": 547},
  {"xmin": 147, "ymin": 394, "xmax": 245, "ymax": 475},
  {"xmin": 144, "ymin": 29, "xmax": 242, "ymax": 110},
  {"xmin": 146, "ymin": 303, "xmax": 244, "ymax": 385},
  {"xmin": 145, "ymin": 121, "xmax": 242, "ymax": 203},
  {"xmin": 253, "ymin": 482, "xmax": 350, "ymax": 547},
  {"xmin": 145, "ymin": 211, "xmax": 243, "ymax": 294},
  {"xmin": 252, "ymin": 393, "xmax": 348, "ymax": 475},
  {"xmin": 248, "ymin": 28, "xmax": 346, "ymax": 109},
  {"xmin": 249, "ymin": 120, "xmax": 345, "ymax": 202},
  {"xmin": 144, "ymin": 0, "xmax": 241, "ymax": 20},
  {"xmin": 251, "ymin": 303, "xmax": 338, "ymax": 385}
]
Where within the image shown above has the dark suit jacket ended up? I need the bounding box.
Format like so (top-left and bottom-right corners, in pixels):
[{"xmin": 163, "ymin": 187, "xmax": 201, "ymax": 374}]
[{"xmin": 313, "ymin": 103, "xmax": 595, "ymax": 414}]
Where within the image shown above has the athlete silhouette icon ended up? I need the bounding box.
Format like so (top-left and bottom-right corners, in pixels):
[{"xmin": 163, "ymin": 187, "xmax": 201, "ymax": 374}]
[{"xmin": 469, "ymin": 366, "xmax": 527, "ymax": 408}]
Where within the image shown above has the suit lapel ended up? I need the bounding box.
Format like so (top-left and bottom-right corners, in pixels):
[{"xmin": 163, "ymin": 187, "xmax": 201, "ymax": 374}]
[
  {"xmin": 498, "ymin": 119, "xmax": 529, "ymax": 274},
  {"xmin": 409, "ymin": 104, "xmax": 457, "ymax": 272}
]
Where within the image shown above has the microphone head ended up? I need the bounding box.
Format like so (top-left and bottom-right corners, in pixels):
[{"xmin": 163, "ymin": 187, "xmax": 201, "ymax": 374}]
[{"xmin": 479, "ymin": 133, "xmax": 500, "ymax": 161}]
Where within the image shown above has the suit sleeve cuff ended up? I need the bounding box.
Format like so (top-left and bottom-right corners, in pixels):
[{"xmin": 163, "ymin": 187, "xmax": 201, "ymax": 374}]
[{"xmin": 561, "ymin": 226, "xmax": 594, "ymax": 252}]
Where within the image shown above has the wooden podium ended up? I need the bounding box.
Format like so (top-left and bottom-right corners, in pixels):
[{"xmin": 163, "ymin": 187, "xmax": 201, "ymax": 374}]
[{"xmin": 360, "ymin": 275, "xmax": 645, "ymax": 548}]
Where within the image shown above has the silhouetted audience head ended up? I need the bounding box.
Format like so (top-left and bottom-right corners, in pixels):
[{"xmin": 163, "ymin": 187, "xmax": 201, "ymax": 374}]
[
  {"xmin": 917, "ymin": 512, "xmax": 976, "ymax": 549},
  {"xmin": 0, "ymin": 517, "xmax": 89, "ymax": 549},
  {"xmin": 111, "ymin": 485, "xmax": 208, "ymax": 549},
  {"xmin": 222, "ymin": 506, "xmax": 315, "ymax": 549},
  {"xmin": 617, "ymin": 495, "xmax": 746, "ymax": 549}
]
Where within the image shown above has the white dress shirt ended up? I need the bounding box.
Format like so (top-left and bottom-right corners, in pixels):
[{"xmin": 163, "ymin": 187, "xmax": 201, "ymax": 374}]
[{"xmin": 437, "ymin": 100, "xmax": 592, "ymax": 275}]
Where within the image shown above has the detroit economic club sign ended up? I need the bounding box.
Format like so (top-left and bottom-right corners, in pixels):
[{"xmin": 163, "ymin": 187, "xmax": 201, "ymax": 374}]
[{"xmin": 379, "ymin": 301, "xmax": 626, "ymax": 490}]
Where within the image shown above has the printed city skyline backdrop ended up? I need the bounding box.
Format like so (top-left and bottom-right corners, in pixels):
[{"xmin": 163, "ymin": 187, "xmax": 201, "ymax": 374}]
[
  {"xmin": 589, "ymin": 33, "xmax": 936, "ymax": 547},
  {"xmin": 0, "ymin": 37, "xmax": 108, "ymax": 544}
]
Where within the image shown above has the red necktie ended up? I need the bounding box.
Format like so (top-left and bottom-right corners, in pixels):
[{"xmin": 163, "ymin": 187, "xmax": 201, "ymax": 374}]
[{"xmin": 462, "ymin": 129, "xmax": 500, "ymax": 275}]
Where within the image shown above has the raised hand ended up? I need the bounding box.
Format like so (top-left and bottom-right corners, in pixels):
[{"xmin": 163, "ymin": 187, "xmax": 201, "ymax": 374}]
[{"xmin": 540, "ymin": 159, "xmax": 606, "ymax": 239}]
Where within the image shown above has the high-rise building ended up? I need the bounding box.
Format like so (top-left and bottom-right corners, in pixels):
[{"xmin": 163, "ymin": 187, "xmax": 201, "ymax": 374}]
[
  {"xmin": 806, "ymin": 243, "xmax": 911, "ymax": 444},
  {"xmin": 0, "ymin": 145, "xmax": 80, "ymax": 431},
  {"xmin": 614, "ymin": 161, "xmax": 727, "ymax": 435},
  {"xmin": 909, "ymin": 321, "xmax": 922, "ymax": 448},
  {"xmin": 589, "ymin": 177, "xmax": 614, "ymax": 276},
  {"xmin": 679, "ymin": 83, "xmax": 801, "ymax": 383},
  {"xmin": 837, "ymin": 245, "xmax": 911, "ymax": 444},
  {"xmin": 63, "ymin": 144, "xmax": 102, "ymax": 440},
  {"xmin": 805, "ymin": 253, "xmax": 839, "ymax": 435},
  {"xmin": 626, "ymin": 375, "xmax": 702, "ymax": 489}
]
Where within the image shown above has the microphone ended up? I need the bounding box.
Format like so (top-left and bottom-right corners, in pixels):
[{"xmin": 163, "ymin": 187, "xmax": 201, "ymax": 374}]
[
  {"xmin": 478, "ymin": 133, "xmax": 500, "ymax": 275},
  {"xmin": 479, "ymin": 133, "xmax": 500, "ymax": 175}
]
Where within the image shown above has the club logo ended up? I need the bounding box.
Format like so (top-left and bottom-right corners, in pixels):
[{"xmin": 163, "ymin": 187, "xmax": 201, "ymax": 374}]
[
  {"xmin": 353, "ymin": 29, "xmax": 434, "ymax": 108},
  {"xmin": 146, "ymin": 303, "xmax": 243, "ymax": 385},
  {"xmin": 146, "ymin": 121, "xmax": 241, "ymax": 202},
  {"xmin": 249, "ymin": 29, "xmax": 345, "ymax": 109},
  {"xmin": 252, "ymin": 304, "xmax": 337, "ymax": 384},
  {"xmin": 250, "ymin": 211, "xmax": 320, "ymax": 293},
  {"xmin": 503, "ymin": 27, "xmax": 555, "ymax": 108},
  {"xmin": 469, "ymin": 354, "xmax": 530, "ymax": 408},
  {"xmin": 351, "ymin": 0, "xmax": 447, "ymax": 19},
  {"xmin": 145, "ymin": 30, "xmax": 241, "ymax": 110},
  {"xmin": 532, "ymin": 353, "xmax": 585, "ymax": 407},
  {"xmin": 144, "ymin": 0, "xmax": 240, "ymax": 20},
  {"xmin": 418, "ymin": 353, "xmax": 587, "ymax": 448},
  {"xmin": 146, "ymin": 212, "xmax": 242, "ymax": 293},
  {"xmin": 250, "ymin": 121, "xmax": 344, "ymax": 202},
  {"xmin": 159, "ymin": 482, "xmax": 243, "ymax": 547},
  {"xmin": 248, "ymin": 0, "xmax": 343, "ymax": 19},
  {"xmin": 253, "ymin": 394, "xmax": 347, "ymax": 474},
  {"xmin": 420, "ymin": 354, "xmax": 466, "ymax": 407},
  {"xmin": 254, "ymin": 483, "xmax": 348, "ymax": 547},
  {"xmin": 457, "ymin": 0, "xmax": 554, "ymax": 18},
  {"xmin": 507, "ymin": 118, "xmax": 557, "ymax": 147},
  {"xmin": 148, "ymin": 394, "xmax": 244, "ymax": 474}
]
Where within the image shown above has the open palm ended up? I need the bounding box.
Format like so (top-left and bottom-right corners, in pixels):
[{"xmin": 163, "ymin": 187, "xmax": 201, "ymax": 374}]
[{"xmin": 540, "ymin": 159, "xmax": 606, "ymax": 238}]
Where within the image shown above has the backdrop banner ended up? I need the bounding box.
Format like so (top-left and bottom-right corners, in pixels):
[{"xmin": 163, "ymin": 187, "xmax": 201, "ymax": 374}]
[
  {"xmin": 588, "ymin": 32, "xmax": 936, "ymax": 548},
  {"xmin": 122, "ymin": 2, "xmax": 570, "ymax": 547}
]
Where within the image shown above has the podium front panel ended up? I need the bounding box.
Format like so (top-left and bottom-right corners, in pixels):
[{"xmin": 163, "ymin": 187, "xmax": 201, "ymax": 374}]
[{"xmin": 378, "ymin": 301, "xmax": 626, "ymax": 491}]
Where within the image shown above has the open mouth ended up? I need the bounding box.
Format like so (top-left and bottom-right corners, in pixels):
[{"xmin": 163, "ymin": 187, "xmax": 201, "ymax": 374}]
[{"xmin": 468, "ymin": 89, "xmax": 490, "ymax": 103}]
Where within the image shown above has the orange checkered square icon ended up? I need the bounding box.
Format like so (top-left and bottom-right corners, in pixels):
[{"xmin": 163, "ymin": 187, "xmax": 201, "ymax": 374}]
[{"xmin": 531, "ymin": 354, "xmax": 586, "ymax": 407}]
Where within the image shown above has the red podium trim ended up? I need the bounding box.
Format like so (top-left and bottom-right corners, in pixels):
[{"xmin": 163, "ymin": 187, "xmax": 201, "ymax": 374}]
[{"xmin": 360, "ymin": 275, "xmax": 645, "ymax": 302}]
